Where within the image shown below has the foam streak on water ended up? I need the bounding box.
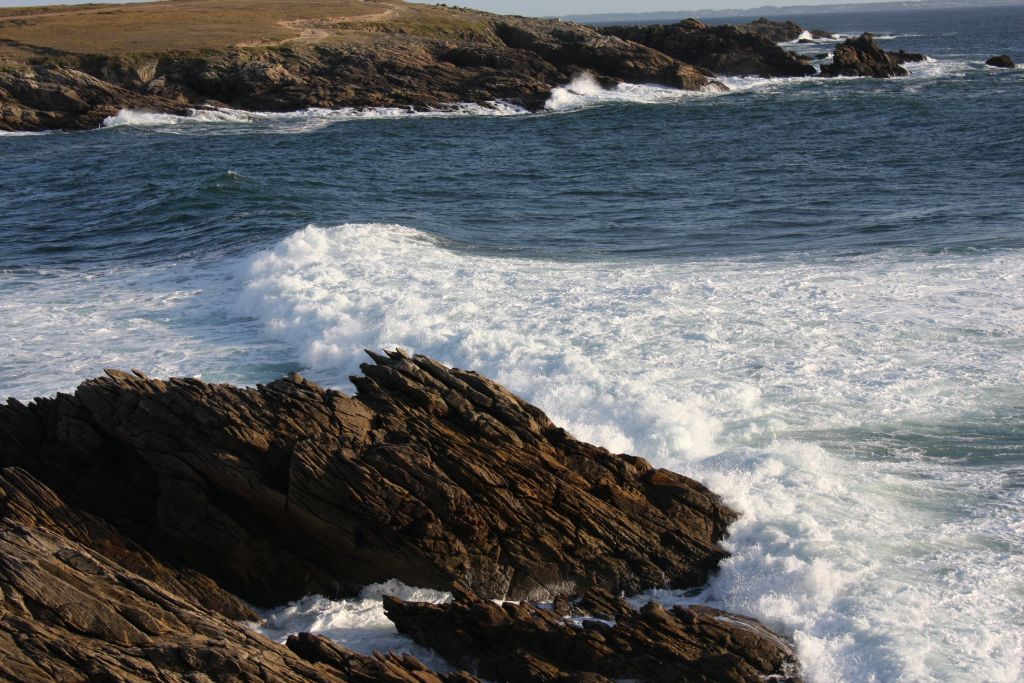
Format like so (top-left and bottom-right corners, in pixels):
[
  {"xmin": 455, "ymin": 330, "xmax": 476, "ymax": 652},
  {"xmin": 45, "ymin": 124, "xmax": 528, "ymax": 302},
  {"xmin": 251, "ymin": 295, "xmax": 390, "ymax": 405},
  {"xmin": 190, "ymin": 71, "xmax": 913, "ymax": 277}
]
[
  {"xmin": 100, "ymin": 101, "xmax": 527, "ymax": 133},
  {"xmin": 232, "ymin": 223, "xmax": 1024, "ymax": 683}
]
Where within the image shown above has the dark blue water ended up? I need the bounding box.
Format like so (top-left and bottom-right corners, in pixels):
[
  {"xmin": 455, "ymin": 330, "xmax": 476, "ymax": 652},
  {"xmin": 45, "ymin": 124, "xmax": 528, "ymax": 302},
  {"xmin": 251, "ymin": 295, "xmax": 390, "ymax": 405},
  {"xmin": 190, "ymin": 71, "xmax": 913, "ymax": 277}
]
[{"xmin": 2, "ymin": 7, "xmax": 1023, "ymax": 682}]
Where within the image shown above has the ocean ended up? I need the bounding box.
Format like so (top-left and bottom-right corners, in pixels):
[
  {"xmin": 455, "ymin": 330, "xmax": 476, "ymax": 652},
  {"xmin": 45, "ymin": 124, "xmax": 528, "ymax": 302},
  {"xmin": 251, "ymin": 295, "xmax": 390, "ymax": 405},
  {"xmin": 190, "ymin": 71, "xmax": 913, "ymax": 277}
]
[{"xmin": 2, "ymin": 5, "xmax": 1022, "ymax": 681}]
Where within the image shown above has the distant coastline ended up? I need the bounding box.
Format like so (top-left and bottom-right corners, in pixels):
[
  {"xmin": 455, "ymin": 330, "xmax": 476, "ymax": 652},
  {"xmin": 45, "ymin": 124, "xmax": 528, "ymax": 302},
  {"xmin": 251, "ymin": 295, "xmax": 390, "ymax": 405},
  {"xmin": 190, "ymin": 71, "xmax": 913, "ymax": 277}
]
[{"xmin": 561, "ymin": 0, "xmax": 1024, "ymax": 24}]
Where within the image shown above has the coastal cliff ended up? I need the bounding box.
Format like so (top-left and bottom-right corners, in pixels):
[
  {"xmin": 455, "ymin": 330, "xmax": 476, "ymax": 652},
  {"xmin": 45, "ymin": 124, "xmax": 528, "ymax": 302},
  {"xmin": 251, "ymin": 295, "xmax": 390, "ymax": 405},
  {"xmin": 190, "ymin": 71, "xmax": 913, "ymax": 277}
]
[
  {"xmin": 0, "ymin": 0, "xmax": 719, "ymax": 131},
  {"xmin": 0, "ymin": 350, "xmax": 801, "ymax": 681}
]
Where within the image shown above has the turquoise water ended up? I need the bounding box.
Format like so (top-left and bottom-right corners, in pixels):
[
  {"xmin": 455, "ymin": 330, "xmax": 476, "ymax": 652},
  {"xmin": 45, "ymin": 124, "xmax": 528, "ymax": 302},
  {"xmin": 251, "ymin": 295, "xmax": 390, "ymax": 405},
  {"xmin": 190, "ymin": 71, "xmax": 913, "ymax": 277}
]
[{"xmin": 2, "ymin": 7, "xmax": 1023, "ymax": 681}]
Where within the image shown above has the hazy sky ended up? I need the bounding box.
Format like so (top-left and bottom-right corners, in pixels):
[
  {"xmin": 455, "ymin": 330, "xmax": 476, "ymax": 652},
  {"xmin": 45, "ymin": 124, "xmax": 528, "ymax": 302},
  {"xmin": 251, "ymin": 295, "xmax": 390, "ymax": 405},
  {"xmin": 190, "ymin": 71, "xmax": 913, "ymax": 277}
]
[
  {"xmin": 0, "ymin": 0, "xmax": 883, "ymax": 13},
  {"xmin": 434, "ymin": 0, "xmax": 878, "ymax": 14}
]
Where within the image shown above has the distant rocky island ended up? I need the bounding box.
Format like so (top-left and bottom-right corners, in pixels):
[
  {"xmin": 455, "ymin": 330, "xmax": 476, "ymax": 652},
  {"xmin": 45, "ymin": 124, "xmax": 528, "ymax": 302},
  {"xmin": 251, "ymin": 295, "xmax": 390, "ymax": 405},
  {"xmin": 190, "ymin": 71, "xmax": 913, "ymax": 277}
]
[
  {"xmin": 0, "ymin": 350, "xmax": 801, "ymax": 681},
  {"xmin": 1, "ymin": 0, "xmax": 932, "ymax": 132}
]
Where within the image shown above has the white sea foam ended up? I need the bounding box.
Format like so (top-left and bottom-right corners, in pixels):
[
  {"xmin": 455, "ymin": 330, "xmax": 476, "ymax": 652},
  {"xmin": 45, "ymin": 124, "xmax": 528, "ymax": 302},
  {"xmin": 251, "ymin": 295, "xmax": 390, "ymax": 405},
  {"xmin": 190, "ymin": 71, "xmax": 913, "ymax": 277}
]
[
  {"xmin": 3, "ymin": 223, "xmax": 1023, "ymax": 681},
  {"xmin": 0, "ymin": 130, "xmax": 51, "ymax": 136},
  {"xmin": 545, "ymin": 72, "xmax": 717, "ymax": 111},
  {"xmin": 101, "ymin": 101, "xmax": 527, "ymax": 132},
  {"xmin": 254, "ymin": 580, "xmax": 454, "ymax": 668},
  {"xmin": 232, "ymin": 223, "xmax": 1024, "ymax": 682}
]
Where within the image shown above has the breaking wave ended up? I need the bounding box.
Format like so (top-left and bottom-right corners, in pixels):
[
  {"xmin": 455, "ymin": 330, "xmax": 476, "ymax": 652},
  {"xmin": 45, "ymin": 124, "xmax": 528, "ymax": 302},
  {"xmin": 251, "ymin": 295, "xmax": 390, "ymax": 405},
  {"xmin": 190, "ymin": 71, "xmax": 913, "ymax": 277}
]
[{"xmin": 231, "ymin": 222, "xmax": 1024, "ymax": 683}]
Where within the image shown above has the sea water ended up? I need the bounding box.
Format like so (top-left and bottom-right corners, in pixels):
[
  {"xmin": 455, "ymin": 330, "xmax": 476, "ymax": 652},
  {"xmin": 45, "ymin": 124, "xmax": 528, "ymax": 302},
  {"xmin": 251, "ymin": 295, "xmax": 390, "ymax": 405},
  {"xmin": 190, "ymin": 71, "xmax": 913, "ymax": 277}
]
[{"xmin": 2, "ymin": 6, "xmax": 1022, "ymax": 681}]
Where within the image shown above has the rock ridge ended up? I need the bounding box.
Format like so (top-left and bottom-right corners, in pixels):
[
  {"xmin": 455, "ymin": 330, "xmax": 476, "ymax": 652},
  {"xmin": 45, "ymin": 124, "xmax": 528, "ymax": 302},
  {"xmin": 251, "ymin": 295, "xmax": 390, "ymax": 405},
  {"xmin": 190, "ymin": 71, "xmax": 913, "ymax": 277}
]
[{"xmin": 0, "ymin": 351, "xmax": 801, "ymax": 681}]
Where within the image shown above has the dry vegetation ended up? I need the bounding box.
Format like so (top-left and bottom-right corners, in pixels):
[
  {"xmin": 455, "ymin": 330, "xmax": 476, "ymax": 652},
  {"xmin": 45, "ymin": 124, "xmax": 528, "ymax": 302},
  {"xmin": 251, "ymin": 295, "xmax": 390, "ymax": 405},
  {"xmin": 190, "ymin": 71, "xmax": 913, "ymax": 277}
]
[{"xmin": 0, "ymin": 0, "xmax": 498, "ymax": 61}]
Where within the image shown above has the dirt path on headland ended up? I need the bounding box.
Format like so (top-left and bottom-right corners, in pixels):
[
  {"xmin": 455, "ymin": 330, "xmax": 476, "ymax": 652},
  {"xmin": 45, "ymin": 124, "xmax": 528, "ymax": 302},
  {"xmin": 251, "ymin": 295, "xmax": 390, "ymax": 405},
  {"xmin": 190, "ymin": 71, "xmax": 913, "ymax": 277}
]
[{"xmin": 235, "ymin": 7, "xmax": 399, "ymax": 48}]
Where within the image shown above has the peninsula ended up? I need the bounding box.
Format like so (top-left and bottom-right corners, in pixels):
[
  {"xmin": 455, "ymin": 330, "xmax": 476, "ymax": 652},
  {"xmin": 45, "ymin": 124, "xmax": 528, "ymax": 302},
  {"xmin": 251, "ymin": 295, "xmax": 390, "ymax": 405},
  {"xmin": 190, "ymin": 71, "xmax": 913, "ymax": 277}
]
[{"xmin": 0, "ymin": 0, "xmax": 718, "ymax": 130}]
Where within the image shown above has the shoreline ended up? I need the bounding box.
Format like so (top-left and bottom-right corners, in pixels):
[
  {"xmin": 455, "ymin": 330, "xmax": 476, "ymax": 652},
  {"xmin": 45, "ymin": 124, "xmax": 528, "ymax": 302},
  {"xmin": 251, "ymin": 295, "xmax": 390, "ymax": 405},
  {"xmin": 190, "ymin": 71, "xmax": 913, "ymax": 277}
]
[{"xmin": 0, "ymin": 0, "xmax": 937, "ymax": 132}]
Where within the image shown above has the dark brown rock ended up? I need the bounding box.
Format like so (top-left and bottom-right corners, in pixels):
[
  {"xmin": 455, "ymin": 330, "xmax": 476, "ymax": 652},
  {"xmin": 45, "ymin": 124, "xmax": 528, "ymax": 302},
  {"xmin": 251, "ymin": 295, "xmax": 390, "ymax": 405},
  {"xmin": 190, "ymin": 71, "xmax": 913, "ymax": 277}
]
[
  {"xmin": 890, "ymin": 49, "xmax": 926, "ymax": 64},
  {"xmin": 0, "ymin": 466, "xmax": 428, "ymax": 683},
  {"xmin": 602, "ymin": 19, "xmax": 816, "ymax": 78},
  {"xmin": 985, "ymin": 54, "xmax": 1016, "ymax": 68},
  {"xmin": 285, "ymin": 632, "xmax": 479, "ymax": 682},
  {"xmin": 0, "ymin": 65, "xmax": 188, "ymax": 131},
  {"xmin": 819, "ymin": 33, "xmax": 909, "ymax": 78},
  {"xmin": 0, "ymin": 351, "xmax": 737, "ymax": 606},
  {"xmin": 383, "ymin": 587, "xmax": 802, "ymax": 683}
]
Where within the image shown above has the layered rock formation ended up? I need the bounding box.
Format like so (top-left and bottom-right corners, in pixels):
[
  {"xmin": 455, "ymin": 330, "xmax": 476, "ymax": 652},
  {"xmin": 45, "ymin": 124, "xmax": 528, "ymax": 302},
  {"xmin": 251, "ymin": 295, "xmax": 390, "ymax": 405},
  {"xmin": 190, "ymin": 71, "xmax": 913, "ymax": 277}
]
[
  {"xmin": 0, "ymin": 351, "xmax": 800, "ymax": 680},
  {"xmin": 0, "ymin": 1, "xmax": 720, "ymax": 131},
  {"xmin": 819, "ymin": 33, "xmax": 910, "ymax": 78},
  {"xmin": 385, "ymin": 587, "xmax": 801, "ymax": 683},
  {"xmin": 602, "ymin": 19, "xmax": 816, "ymax": 78},
  {"xmin": 1, "ymin": 351, "xmax": 736, "ymax": 605},
  {"xmin": 0, "ymin": 466, "xmax": 465, "ymax": 682}
]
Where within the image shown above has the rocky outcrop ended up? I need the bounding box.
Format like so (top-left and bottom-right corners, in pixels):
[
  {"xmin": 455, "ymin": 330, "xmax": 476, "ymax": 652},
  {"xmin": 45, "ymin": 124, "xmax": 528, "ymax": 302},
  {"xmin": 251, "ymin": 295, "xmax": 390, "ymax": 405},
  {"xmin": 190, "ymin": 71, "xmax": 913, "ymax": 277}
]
[
  {"xmin": 0, "ymin": 65, "xmax": 187, "ymax": 131},
  {"xmin": 384, "ymin": 587, "xmax": 801, "ymax": 683},
  {"xmin": 890, "ymin": 49, "xmax": 926, "ymax": 64},
  {"xmin": 0, "ymin": 7, "xmax": 721, "ymax": 132},
  {"xmin": 819, "ymin": 33, "xmax": 909, "ymax": 77},
  {"xmin": 602, "ymin": 19, "xmax": 815, "ymax": 78},
  {"xmin": 734, "ymin": 17, "xmax": 833, "ymax": 43},
  {"xmin": 985, "ymin": 54, "xmax": 1016, "ymax": 68},
  {"xmin": 0, "ymin": 466, "xmax": 461, "ymax": 683},
  {"xmin": 0, "ymin": 352, "xmax": 801, "ymax": 680},
  {"xmin": 1, "ymin": 351, "xmax": 737, "ymax": 606}
]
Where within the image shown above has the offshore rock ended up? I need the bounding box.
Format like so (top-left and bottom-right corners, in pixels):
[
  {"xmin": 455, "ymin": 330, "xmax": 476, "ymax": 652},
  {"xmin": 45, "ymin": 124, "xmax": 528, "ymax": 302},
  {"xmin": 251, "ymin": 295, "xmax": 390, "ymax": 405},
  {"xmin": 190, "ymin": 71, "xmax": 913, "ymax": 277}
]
[
  {"xmin": 819, "ymin": 33, "xmax": 909, "ymax": 77},
  {"xmin": 0, "ymin": 351, "xmax": 737, "ymax": 606},
  {"xmin": 891, "ymin": 49, "xmax": 926, "ymax": 64},
  {"xmin": 383, "ymin": 587, "xmax": 802, "ymax": 683},
  {"xmin": 602, "ymin": 19, "xmax": 816, "ymax": 78},
  {"xmin": 985, "ymin": 54, "xmax": 1015, "ymax": 68},
  {"xmin": 0, "ymin": 466, "xmax": 446, "ymax": 683}
]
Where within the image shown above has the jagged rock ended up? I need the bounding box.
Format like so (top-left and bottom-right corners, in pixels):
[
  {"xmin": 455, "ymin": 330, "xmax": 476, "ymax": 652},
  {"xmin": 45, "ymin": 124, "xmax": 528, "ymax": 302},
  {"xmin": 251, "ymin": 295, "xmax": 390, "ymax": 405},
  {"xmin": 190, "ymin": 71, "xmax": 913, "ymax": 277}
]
[
  {"xmin": 602, "ymin": 19, "xmax": 816, "ymax": 78},
  {"xmin": 0, "ymin": 351, "xmax": 737, "ymax": 606},
  {"xmin": 819, "ymin": 33, "xmax": 909, "ymax": 78},
  {"xmin": 985, "ymin": 54, "xmax": 1016, "ymax": 68},
  {"xmin": 0, "ymin": 466, "xmax": 426, "ymax": 683},
  {"xmin": 383, "ymin": 587, "xmax": 802, "ymax": 683}
]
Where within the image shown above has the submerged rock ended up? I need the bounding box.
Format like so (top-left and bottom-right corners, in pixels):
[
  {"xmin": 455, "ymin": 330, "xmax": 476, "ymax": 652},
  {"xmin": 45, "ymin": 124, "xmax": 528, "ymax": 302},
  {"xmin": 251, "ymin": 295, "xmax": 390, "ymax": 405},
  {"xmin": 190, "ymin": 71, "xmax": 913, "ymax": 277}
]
[
  {"xmin": 985, "ymin": 54, "xmax": 1016, "ymax": 68},
  {"xmin": 0, "ymin": 351, "xmax": 737, "ymax": 606},
  {"xmin": 602, "ymin": 19, "xmax": 816, "ymax": 78},
  {"xmin": 819, "ymin": 33, "xmax": 910, "ymax": 77},
  {"xmin": 383, "ymin": 587, "xmax": 802, "ymax": 682}
]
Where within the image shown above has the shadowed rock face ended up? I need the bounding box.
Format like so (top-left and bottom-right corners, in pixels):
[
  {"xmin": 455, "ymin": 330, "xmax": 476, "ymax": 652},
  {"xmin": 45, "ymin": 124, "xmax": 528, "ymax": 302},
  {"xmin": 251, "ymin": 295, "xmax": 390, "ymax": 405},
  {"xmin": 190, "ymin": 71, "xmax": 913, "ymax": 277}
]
[
  {"xmin": 819, "ymin": 33, "xmax": 909, "ymax": 77},
  {"xmin": 0, "ymin": 466, "xmax": 458, "ymax": 683},
  {"xmin": 0, "ymin": 351, "xmax": 737, "ymax": 606},
  {"xmin": 384, "ymin": 587, "xmax": 802, "ymax": 683},
  {"xmin": 602, "ymin": 19, "xmax": 816, "ymax": 78}
]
